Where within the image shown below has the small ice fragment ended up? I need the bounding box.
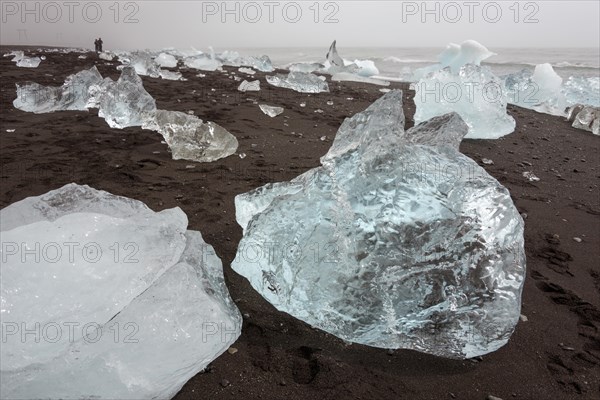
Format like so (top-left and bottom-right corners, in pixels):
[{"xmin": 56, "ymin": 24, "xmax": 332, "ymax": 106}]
[
  {"xmin": 314, "ymin": 109, "xmax": 324, "ymax": 113},
  {"xmin": 573, "ymin": 237, "xmax": 582, "ymax": 243},
  {"xmin": 185, "ymin": 165, "xmax": 196, "ymax": 169},
  {"xmin": 482, "ymin": 158, "xmax": 494, "ymax": 165},
  {"xmin": 300, "ymin": 102, "xmax": 306, "ymax": 107},
  {"xmin": 238, "ymin": 80, "xmax": 261, "ymax": 92},
  {"xmin": 320, "ymin": 136, "xmax": 327, "ymax": 141},
  {"xmin": 238, "ymin": 67, "xmax": 256, "ymax": 75},
  {"xmin": 6, "ymin": 129, "xmax": 15, "ymax": 132},
  {"xmin": 327, "ymin": 101, "xmax": 334, "ymax": 106},
  {"xmin": 379, "ymin": 88, "xmax": 391, "ymax": 93},
  {"xmin": 259, "ymin": 104, "xmax": 284, "ymax": 117},
  {"xmin": 523, "ymin": 171, "xmax": 540, "ymax": 182},
  {"xmin": 239, "ymin": 153, "xmax": 247, "ymax": 159}
]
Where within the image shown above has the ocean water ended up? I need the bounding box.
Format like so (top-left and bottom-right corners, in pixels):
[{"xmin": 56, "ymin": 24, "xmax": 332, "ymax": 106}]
[{"xmin": 232, "ymin": 47, "xmax": 600, "ymax": 81}]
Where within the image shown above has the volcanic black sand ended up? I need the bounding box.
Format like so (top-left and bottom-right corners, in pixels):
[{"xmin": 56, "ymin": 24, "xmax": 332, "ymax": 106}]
[{"xmin": 1, "ymin": 47, "xmax": 599, "ymax": 399}]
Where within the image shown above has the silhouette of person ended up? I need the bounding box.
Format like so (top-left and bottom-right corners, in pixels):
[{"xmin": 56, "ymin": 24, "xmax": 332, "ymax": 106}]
[
  {"xmin": 98, "ymin": 38, "xmax": 103, "ymax": 53},
  {"xmin": 94, "ymin": 38, "xmax": 99, "ymax": 53}
]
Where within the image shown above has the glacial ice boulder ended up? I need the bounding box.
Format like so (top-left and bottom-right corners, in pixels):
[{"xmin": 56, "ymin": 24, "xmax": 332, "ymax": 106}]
[
  {"xmin": 571, "ymin": 106, "xmax": 599, "ymax": 135},
  {"xmin": 413, "ymin": 40, "xmax": 495, "ymax": 81},
  {"xmin": 155, "ymin": 52, "xmax": 178, "ymax": 68},
  {"xmin": 503, "ymin": 64, "xmax": 566, "ymax": 116},
  {"xmin": 562, "ymin": 76, "xmax": 600, "ymax": 107},
  {"xmin": 289, "ymin": 62, "xmax": 324, "ymax": 74},
  {"xmin": 184, "ymin": 55, "xmax": 222, "ymax": 71},
  {"xmin": 0, "ymin": 184, "xmax": 242, "ymax": 399},
  {"xmin": 439, "ymin": 40, "xmax": 495, "ymax": 73},
  {"xmin": 89, "ymin": 66, "xmax": 157, "ymax": 129},
  {"xmin": 143, "ymin": 110, "xmax": 239, "ymax": 162},
  {"xmin": 98, "ymin": 51, "xmax": 115, "ymax": 61},
  {"xmin": 218, "ymin": 51, "xmax": 274, "ymax": 72},
  {"xmin": 352, "ymin": 59, "xmax": 380, "ymax": 77},
  {"xmin": 266, "ymin": 71, "xmax": 329, "ymax": 93},
  {"xmin": 232, "ymin": 90, "xmax": 525, "ymax": 359},
  {"xmin": 118, "ymin": 52, "xmax": 162, "ymax": 78},
  {"xmin": 14, "ymin": 66, "xmax": 104, "ymax": 113},
  {"xmin": 414, "ymin": 64, "xmax": 516, "ymax": 139},
  {"xmin": 6, "ymin": 50, "xmax": 42, "ymax": 68}
]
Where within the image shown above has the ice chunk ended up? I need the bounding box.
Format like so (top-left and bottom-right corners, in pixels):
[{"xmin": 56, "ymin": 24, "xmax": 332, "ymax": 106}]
[
  {"xmin": 571, "ymin": 106, "xmax": 600, "ymax": 135},
  {"xmin": 184, "ymin": 55, "xmax": 222, "ymax": 71},
  {"xmin": 155, "ymin": 52, "xmax": 178, "ymax": 68},
  {"xmin": 238, "ymin": 67, "xmax": 256, "ymax": 75},
  {"xmin": 326, "ymin": 40, "xmax": 345, "ymax": 68},
  {"xmin": 90, "ymin": 66, "xmax": 157, "ymax": 129},
  {"xmin": 352, "ymin": 59, "xmax": 380, "ymax": 77},
  {"xmin": 503, "ymin": 64, "xmax": 566, "ymax": 116},
  {"xmin": 99, "ymin": 52, "xmax": 115, "ymax": 61},
  {"xmin": 238, "ymin": 80, "xmax": 261, "ymax": 92},
  {"xmin": 332, "ymin": 72, "xmax": 390, "ymax": 86},
  {"xmin": 159, "ymin": 69, "xmax": 185, "ymax": 81},
  {"xmin": 414, "ymin": 64, "xmax": 516, "ymax": 139},
  {"xmin": 13, "ymin": 66, "xmax": 104, "ymax": 113},
  {"xmin": 413, "ymin": 40, "xmax": 495, "ymax": 81},
  {"xmin": 0, "ymin": 184, "xmax": 242, "ymax": 399},
  {"xmin": 218, "ymin": 51, "xmax": 274, "ymax": 72},
  {"xmin": 566, "ymin": 104, "xmax": 585, "ymax": 122},
  {"xmin": 118, "ymin": 52, "xmax": 162, "ymax": 78},
  {"xmin": 289, "ymin": 63, "xmax": 324, "ymax": 73},
  {"xmin": 4, "ymin": 51, "xmax": 42, "ymax": 68},
  {"xmin": 561, "ymin": 76, "xmax": 600, "ymax": 107},
  {"xmin": 16, "ymin": 56, "xmax": 42, "ymax": 68},
  {"xmin": 439, "ymin": 40, "xmax": 495, "ymax": 73},
  {"xmin": 232, "ymin": 91, "xmax": 525, "ymax": 359},
  {"xmin": 143, "ymin": 110, "xmax": 239, "ymax": 162},
  {"xmin": 259, "ymin": 104, "xmax": 284, "ymax": 117},
  {"xmin": 6, "ymin": 51, "xmax": 43, "ymax": 68},
  {"xmin": 266, "ymin": 71, "xmax": 329, "ymax": 93}
]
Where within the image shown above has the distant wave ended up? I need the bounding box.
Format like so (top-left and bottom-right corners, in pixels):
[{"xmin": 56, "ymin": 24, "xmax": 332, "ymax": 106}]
[
  {"xmin": 486, "ymin": 60, "xmax": 599, "ymax": 69},
  {"xmin": 382, "ymin": 56, "xmax": 434, "ymax": 64}
]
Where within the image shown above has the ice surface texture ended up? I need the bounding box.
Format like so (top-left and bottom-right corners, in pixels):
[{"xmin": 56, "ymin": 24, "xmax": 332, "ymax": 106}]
[
  {"xmin": 414, "ymin": 64, "xmax": 516, "ymax": 139},
  {"xmin": 0, "ymin": 184, "xmax": 242, "ymax": 399},
  {"xmin": 232, "ymin": 91, "xmax": 525, "ymax": 359},
  {"xmin": 266, "ymin": 72, "xmax": 329, "ymax": 93}
]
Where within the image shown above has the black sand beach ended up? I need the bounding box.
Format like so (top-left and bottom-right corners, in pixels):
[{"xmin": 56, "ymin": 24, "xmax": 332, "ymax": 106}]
[{"xmin": 1, "ymin": 48, "xmax": 599, "ymax": 399}]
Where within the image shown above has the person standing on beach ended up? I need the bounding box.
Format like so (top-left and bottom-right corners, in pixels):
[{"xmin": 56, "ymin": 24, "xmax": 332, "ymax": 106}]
[
  {"xmin": 94, "ymin": 38, "xmax": 99, "ymax": 53},
  {"xmin": 98, "ymin": 38, "xmax": 103, "ymax": 53}
]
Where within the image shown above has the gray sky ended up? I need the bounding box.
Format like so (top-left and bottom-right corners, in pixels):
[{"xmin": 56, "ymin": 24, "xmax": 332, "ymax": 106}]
[{"xmin": 1, "ymin": 1, "xmax": 599, "ymax": 50}]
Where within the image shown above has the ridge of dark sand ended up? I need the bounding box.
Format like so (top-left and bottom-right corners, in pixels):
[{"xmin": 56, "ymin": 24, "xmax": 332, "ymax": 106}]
[{"xmin": 1, "ymin": 48, "xmax": 598, "ymax": 400}]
